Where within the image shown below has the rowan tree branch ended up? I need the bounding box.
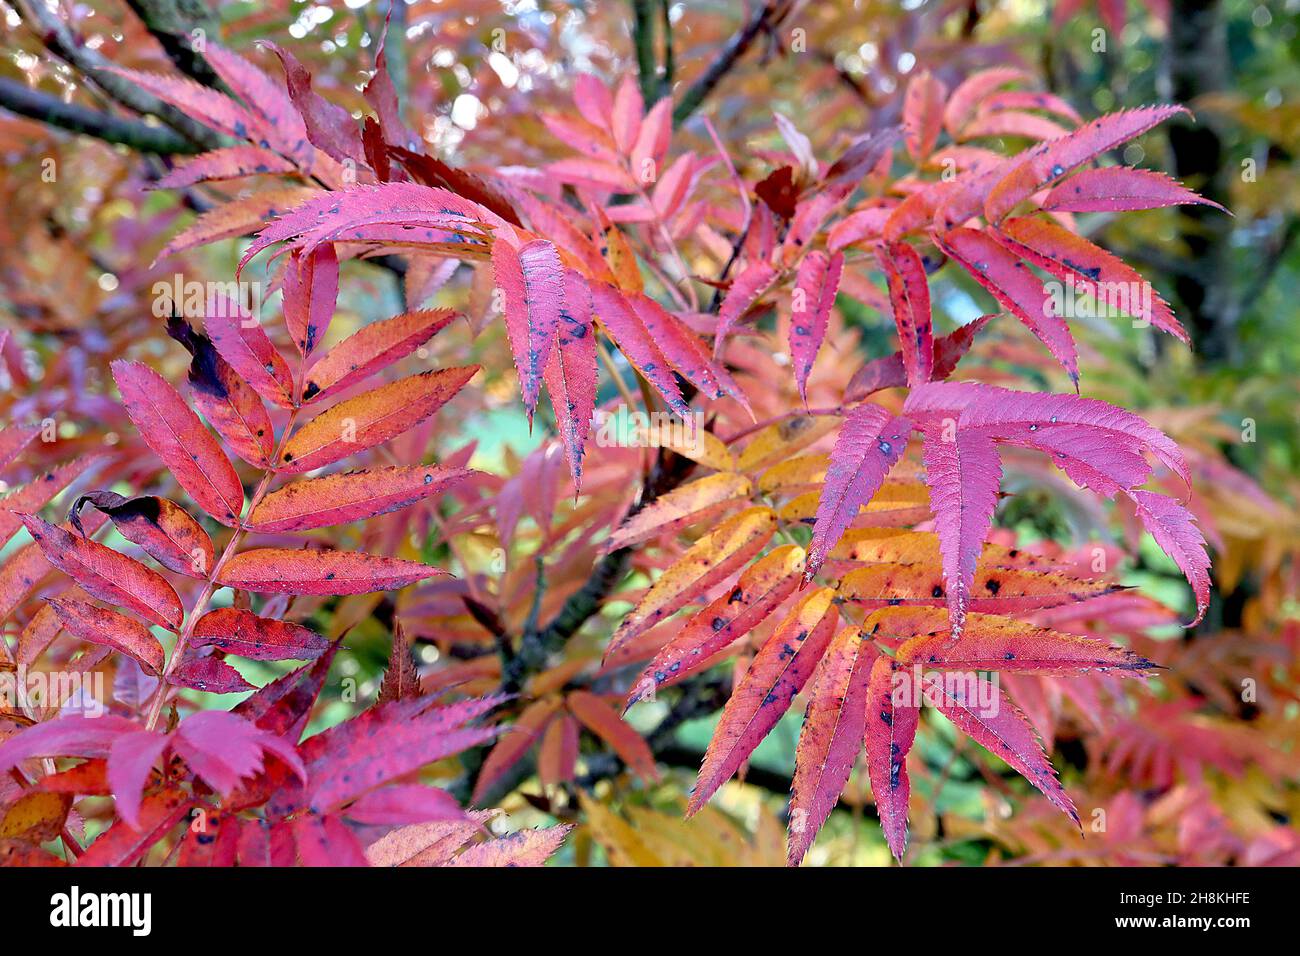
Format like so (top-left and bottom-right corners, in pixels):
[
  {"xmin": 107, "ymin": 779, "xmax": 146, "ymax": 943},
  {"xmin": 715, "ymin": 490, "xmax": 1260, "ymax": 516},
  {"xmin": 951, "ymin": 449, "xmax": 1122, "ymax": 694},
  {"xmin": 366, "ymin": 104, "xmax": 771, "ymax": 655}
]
[
  {"xmin": 14, "ymin": 0, "xmax": 224, "ymax": 150},
  {"xmin": 122, "ymin": 0, "xmax": 224, "ymax": 89},
  {"xmin": 671, "ymin": 0, "xmax": 793, "ymax": 127},
  {"xmin": 0, "ymin": 77, "xmax": 198, "ymax": 154}
]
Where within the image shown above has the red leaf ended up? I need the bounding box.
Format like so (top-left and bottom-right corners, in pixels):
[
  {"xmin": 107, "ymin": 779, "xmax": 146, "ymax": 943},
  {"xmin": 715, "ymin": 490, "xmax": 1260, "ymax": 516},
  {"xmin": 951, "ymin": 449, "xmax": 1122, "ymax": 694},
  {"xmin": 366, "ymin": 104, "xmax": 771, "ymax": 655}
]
[
  {"xmin": 293, "ymin": 813, "xmax": 370, "ymax": 866},
  {"xmin": 903, "ymin": 71, "xmax": 946, "ymax": 160},
  {"xmin": 877, "ymin": 240, "xmax": 934, "ymax": 386},
  {"xmin": 264, "ymin": 43, "xmax": 364, "ymax": 165},
  {"xmin": 172, "ymin": 710, "xmax": 306, "ymax": 797},
  {"xmin": 217, "ymin": 547, "xmax": 447, "ymax": 595},
  {"xmin": 788, "ymin": 625, "xmax": 877, "ymax": 865},
  {"xmin": 943, "ymin": 67, "xmax": 1032, "ymax": 138},
  {"xmin": 111, "ymin": 360, "xmax": 244, "ymax": 526},
  {"xmin": 167, "ymin": 317, "xmax": 275, "ymax": 468},
  {"xmin": 1041, "ymin": 166, "xmax": 1226, "ymax": 213},
  {"xmin": 75, "ymin": 790, "xmax": 192, "ymax": 866},
  {"xmin": 203, "ymin": 297, "xmax": 295, "ymax": 408},
  {"xmin": 170, "ymin": 656, "xmax": 255, "ymax": 694},
  {"xmin": 567, "ymin": 690, "xmax": 659, "ymax": 783},
  {"xmin": 896, "ymin": 611, "xmax": 1157, "ymax": 674},
  {"xmin": 607, "ymin": 507, "xmax": 778, "ymax": 655},
  {"xmin": 934, "ymin": 227, "xmax": 1079, "ymax": 384},
  {"xmin": 20, "ymin": 515, "xmax": 182, "ymax": 631},
  {"xmin": 845, "ymin": 314, "xmax": 993, "ymax": 401},
  {"xmin": 925, "ymin": 674, "xmax": 1079, "ymax": 826},
  {"xmin": 688, "ymin": 588, "xmax": 839, "ymax": 814},
  {"xmin": 283, "ymin": 244, "xmax": 339, "ymax": 355},
  {"xmin": 628, "ymin": 292, "xmax": 751, "ymax": 414},
  {"xmin": 492, "ymin": 238, "xmax": 565, "ymax": 420},
  {"xmin": 279, "ymin": 366, "xmax": 477, "ymax": 473},
  {"xmin": 106, "ymin": 731, "xmax": 170, "ymax": 829},
  {"xmin": 152, "ymin": 145, "xmax": 296, "ymax": 189},
  {"xmin": 903, "ymin": 422, "xmax": 1001, "ymax": 640},
  {"xmin": 47, "ymin": 598, "xmax": 166, "ymax": 675},
  {"xmin": 300, "ymin": 695, "xmax": 500, "ymax": 812},
  {"xmin": 249, "ymin": 464, "xmax": 471, "ymax": 532},
  {"xmin": 472, "ymin": 697, "xmax": 561, "ymax": 805},
  {"xmin": 806, "ymin": 404, "xmax": 911, "ymax": 581},
  {"xmin": 344, "ymin": 784, "xmax": 465, "ymax": 825},
  {"xmin": 0, "ymin": 714, "xmax": 139, "ymax": 777},
  {"xmin": 714, "ymin": 261, "xmax": 778, "ymax": 358},
  {"xmin": 71, "ymin": 492, "xmax": 213, "ymax": 579},
  {"xmin": 789, "ymin": 251, "xmax": 844, "ymax": 403},
  {"xmin": 624, "ymin": 544, "xmax": 805, "ymax": 704},
  {"xmin": 303, "ymin": 308, "xmax": 457, "ymax": 403},
  {"xmin": 233, "ymin": 641, "xmax": 340, "ymax": 738},
  {"xmin": 543, "ymin": 271, "xmax": 598, "ymax": 488},
  {"xmin": 863, "ymin": 657, "xmax": 920, "ymax": 861},
  {"xmin": 192, "ymin": 608, "xmax": 328, "ymax": 661},
  {"xmin": 994, "ymin": 216, "xmax": 1189, "ymax": 343},
  {"xmin": 983, "ymin": 105, "xmax": 1189, "ymax": 223},
  {"xmin": 589, "ymin": 281, "xmax": 689, "ymax": 417}
]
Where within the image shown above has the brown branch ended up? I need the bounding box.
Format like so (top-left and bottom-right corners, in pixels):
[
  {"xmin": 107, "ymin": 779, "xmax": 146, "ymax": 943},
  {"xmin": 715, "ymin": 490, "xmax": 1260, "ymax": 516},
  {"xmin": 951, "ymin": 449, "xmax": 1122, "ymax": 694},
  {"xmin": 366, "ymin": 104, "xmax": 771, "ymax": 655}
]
[
  {"xmin": 0, "ymin": 77, "xmax": 198, "ymax": 154},
  {"xmin": 672, "ymin": 0, "xmax": 795, "ymax": 127},
  {"xmin": 14, "ymin": 0, "xmax": 224, "ymax": 150}
]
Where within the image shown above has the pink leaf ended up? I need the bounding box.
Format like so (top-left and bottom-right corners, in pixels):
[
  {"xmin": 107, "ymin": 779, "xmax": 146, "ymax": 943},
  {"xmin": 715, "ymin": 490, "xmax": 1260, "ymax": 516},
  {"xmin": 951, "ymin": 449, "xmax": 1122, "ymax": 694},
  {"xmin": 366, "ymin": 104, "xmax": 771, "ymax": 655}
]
[
  {"xmin": 863, "ymin": 657, "xmax": 920, "ymax": 861},
  {"xmin": 806, "ymin": 404, "xmax": 911, "ymax": 581},
  {"xmin": 1128, "ymin": 490, "xmax": 1211, "ymax": 625},
  {"xmin": 492, "ymin": 238, "xmax": 565, "ymax": 421},
  {"xmin": 789, "ymin": 251, "xmax": 844, "ymax": 403}
]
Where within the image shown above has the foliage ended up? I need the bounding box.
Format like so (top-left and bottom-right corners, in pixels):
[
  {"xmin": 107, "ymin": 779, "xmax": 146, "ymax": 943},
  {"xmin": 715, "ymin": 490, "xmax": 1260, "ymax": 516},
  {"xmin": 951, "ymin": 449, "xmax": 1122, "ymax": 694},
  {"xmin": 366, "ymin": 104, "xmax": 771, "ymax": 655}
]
[{"xmin": 0, "ymin": 0, "xmax": 1296, "ymax": 868}]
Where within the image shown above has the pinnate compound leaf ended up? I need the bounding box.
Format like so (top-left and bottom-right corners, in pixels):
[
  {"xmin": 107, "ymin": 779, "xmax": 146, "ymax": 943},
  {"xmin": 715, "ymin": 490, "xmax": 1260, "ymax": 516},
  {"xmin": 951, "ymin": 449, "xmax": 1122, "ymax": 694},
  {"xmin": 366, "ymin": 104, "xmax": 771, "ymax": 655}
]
[
  {"xmin": 218, "ymin": 547, "xmax": 446, "ymax": 595},
  {"xmin": 20, "ymin": 515, "xmax": 182, "ymax": 631},
  {"xmin": 688, "ymin": 587, "xmax": 839, "ymax": 815},
  {"xmin": 111, "ymin": 360, "xmax": 244, "ymax": 526},
  {"xmin": 279, "ymin": 366, "xmax": 477, "ymax": 473},
  {"xmin": 788, "ymin": 625, "xmax": 876, "ymax": 865},
  {"xmin": 806, "ymin": 404, "xmax": 911, "ymax": 581}
]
